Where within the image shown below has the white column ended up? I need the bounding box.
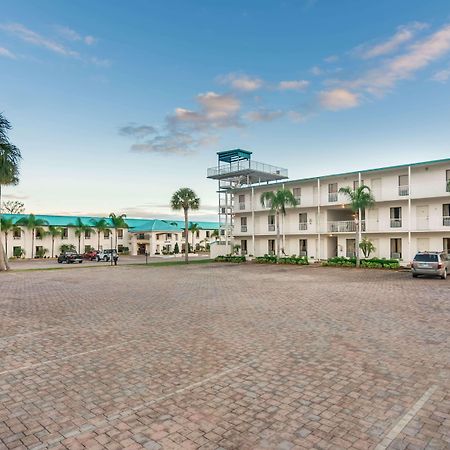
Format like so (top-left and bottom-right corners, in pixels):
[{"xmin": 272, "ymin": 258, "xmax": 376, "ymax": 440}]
[
  {"xmin": 282, "ymin": 182, "xmax": 286, "ymax": 253},
  {"xmin": 317, "ymin": 178, "xmax": 321, "ymax": 260},
  {"xmin": 358, "ymin": 171, "xmax": 362, "ymax": 260},
  {"xmin": 251, "ymin": 186, "xmax": 255, "ymax": 255}
]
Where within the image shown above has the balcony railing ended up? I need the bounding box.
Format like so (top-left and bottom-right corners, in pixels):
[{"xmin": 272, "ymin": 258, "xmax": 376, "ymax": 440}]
[
  {"xmin": 327, "ymin": 220, "xmax": 356, "ymax": 232},
  {"xmin": 390, "ymin": 219, "xmax": 402, "ymax": 228},
  {"xmin": 444, "ymin": 216, "xmax": 450, "ymax": 226},
  {"xmin": 268, "ymin": 224, "xmax": 275, "ymax": 231},
  {"xmin": 207, "ymin": 160, "xmax": 288, "ymax": 178},
  {"xmin": 241, "ymin": 226, "xmax": 247, "ymax": 232},
  {"xmin": 398, "ymin": 185, "xmax": 409, "ymax": 196},
  {"xmin": 299, "ymin": 223, "xmax": 308, "ymax": 231},
  {"xmin": 328, "ymin": 192, "xmax": 338, "ymax": 202},
  {"xmin": 239, "ymin": 202, "xmax": 245, "ymax": 210}
]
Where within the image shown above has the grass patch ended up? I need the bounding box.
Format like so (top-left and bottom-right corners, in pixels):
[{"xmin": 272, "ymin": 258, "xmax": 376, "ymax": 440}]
[{"xmin": 129, "ymin": 259, "xmax": 214, "ymax": 267}]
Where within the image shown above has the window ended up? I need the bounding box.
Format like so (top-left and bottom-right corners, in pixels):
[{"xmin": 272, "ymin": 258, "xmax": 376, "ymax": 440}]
[
  {"xmin": 206, "ymin": 231, "xmax": 210, "ymax": 238},
  {"xmin": 13, "ymin": 246, "xmax": 22, "ymax": 257},
  {"xmin": 117, "ymin": 229, "xmax": 123, "ymax": 239},
  {"xmin": 444, "ymin": 238, "xmax": 450, "ymax": 253},
  {"xmin": 118, "ymin": 244, "xmax": 124, "ymax": 253},
  {"xmin": 104, "ymin": 229, "xmax": 110, "ymax": 239},
  {"xmin": 293, "ymin": 187, "xmax": 301, "ymax": 204},
  {"xmin": 268, "ymin": 239, "xmax": 275, "ymax": 255},
  {"xmin": 35, "ymin": 229, "xmax": 43, "ymax": 240},
  {"xmin": 299, "ymin": 213, "xmax": 308, "ymax": 230},
  {"xmin": 446, "ymin": 170, "xmax": 450, "ymax": 192},
  {"xmin": 299, "ymin": 239, "xmax": 307, "ymax": 256},
  {"xmin": 85, "ymin": 229, "xmax": 91, "ymax": 239},
  {"xmin": 13, "ymin": 228, "xmax": 21, "ymax": 239},
  {"xmin": 196, "ymin": 231, "xmax": 200, "ymax": 238},
  {"xmin": 175, "ymin": 234, "xmax": 178, "ymax": 241},
  {"xmin": 241, "ymin": 217, "xmax": 247, "ymax": 232},
  {"xmin": 268, "ymin": 215, "xmax": 275, "ymax": 231},
  {"xmin": 390, "ymin": 238, "xmax": 402, "ymax": 259},
  {"xmin": 328, "ymin": 183, "xmax": 338, "ymax": 202},
  {"xmin": 138, "ymin": 233, "xmax": 145, "ymax": 240},
  {"xmin": 238, "ymin": 194, "xmax": 245, "ymax": 210},
  {"xmin": 220, "ymin": 229, "xmax": 225, "ymax": 236},
  {"xmin": 398, "ymin": 175, "xmax": 409, "ymax": 196},
  {"xmin": 443, "ymin": 204, "xmax": 450, "ymax": 226},
  {"xmin": 167, "ymin": 233, "xmax": 172, "ymax": 239},
  {"xmin": 84, "ymin": 245, "xmax": 91, "ymax": 253},
  {"xmin": 241, "ymin": 239, "xmax": 248, "ymax": 255},
  {"xmin": 390, "ymin": 207, "xmax": 402, "ymax": 228},
  {"xmin": 62, "ymin": 228, "xmax": 69, "ymax": 240},
  {"xmin": 157, "ymin": 234, "xmax": 160, "ymax": 240},
  {"xmin": 346, "ymin": 239, "xmax": 356, "ymax": 257},
  {"xmin": 353, "ymin": 179, "xmax": 364, "ymax": 190}
]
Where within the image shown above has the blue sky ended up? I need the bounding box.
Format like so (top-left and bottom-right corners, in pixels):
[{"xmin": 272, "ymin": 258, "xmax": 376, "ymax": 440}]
[{"xmin": 1, "ymin": 0, "xmax": 450, "ymax": 221}]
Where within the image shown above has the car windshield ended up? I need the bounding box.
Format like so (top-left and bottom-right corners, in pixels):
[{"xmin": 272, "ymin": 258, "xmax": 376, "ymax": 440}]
[{"xmin": 414, "ymin": 254, "xmax": 438, "ymax": 262}]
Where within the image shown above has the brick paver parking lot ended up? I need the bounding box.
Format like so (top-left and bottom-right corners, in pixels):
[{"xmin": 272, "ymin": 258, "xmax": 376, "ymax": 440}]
[{"xmin": 0, "ymin": 263, "xmax": 449, "ymax": 449}]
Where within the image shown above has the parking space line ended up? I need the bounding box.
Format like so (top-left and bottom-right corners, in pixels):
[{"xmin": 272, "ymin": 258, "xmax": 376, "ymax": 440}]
[
  {"xmin": 0, "ymin": 339, "xmax": 142, "ymax": 376},
  {"xmin": 375, "ymin": 385, "xmax": 438, "ymax": 450}
]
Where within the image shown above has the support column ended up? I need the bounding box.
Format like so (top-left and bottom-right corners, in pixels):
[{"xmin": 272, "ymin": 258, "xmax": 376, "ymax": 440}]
[
  {"xmin": 251, "ymin": 186, "xmax": 255, "ymax": 256},
  {"xmin": 408, "ymin": 165, "xmax": 412, "ymax": 264},
  {"xmin": 358, "ymin": 171, "xmax": 362, "ymax": 261},
  {"xmin": 317, "ymin": 178, "xmax": 321, "ymax": 260}
]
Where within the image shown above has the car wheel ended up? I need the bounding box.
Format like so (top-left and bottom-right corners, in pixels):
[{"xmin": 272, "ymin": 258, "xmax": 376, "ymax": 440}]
[
  {"xmin": 58, "ymin": 260, "xmax": 62, "ymax": 264},
  {"xmin": 103, "ymin": 256, "xmax": 108, "ymax": 261},
  {"xmin": 441, "ymin": 270, "xmax": 447, "ymax": 280},
  {"xmin": 79, "ymin": 260, "xmax": 82, "ymax": 264},
  {"xmin": 412, "ymin": 273, "xmax": 418, "ymax": 278}
]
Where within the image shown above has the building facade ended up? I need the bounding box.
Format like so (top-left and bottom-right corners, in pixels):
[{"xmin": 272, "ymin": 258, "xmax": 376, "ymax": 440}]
[
  {"xmin": 0, "ymin": 214, "xmax": 219, "ymax": 258},
  {"xmin": 232, "ymin": 158, "xmax": 450, "ymax": 262}
]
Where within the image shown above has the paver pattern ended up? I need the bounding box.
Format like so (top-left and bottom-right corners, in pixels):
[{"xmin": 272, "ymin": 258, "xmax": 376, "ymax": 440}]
[{"xmin": 0, "ymin": 264, "xmax": 449, "ymax": 449}]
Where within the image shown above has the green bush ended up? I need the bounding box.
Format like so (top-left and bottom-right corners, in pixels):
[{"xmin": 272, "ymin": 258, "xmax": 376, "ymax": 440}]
[
  {"xmin": 254, "ymin": 254, "xmax": 309, "ymax": 265},
  {"xmin": 215, "ymin": 255, "xmax": 246, "ymax": 263},
  {"xmin": 322, "ymin": 257, "xmax": 400, "ymax": 269}
]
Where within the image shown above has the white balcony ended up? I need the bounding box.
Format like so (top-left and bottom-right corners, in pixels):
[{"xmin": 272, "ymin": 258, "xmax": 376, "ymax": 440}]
[
  {"xmin": 390, "ymin": 219, "xmax": 402, "ymax": 228},
  {"xmin": 327, "ymin": 220, "xmax": 357, "ymax": 233},
  {"xmin": 328, "ymin": 193, "xmax": 338, "ymax": 202},
  {"xmin": 398, "ymin": 185, "xmax": 409, "ymax": 196},
  {"xmin": 239, "ymin": 202, "xmax": 246, "ymax": 210},
  {"xmin": 299, "ymin": 223, "xmax": 308, "ymax": 231},
  {"xmin": 268, "ymin": 224, "xmax": 275, "ymax": 231},
  {"xmin": 241, "ymin": 226, "xmax": 248, "ymax": 232}
]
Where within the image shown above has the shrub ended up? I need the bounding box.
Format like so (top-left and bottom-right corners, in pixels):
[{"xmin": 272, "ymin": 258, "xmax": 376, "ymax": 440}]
[
  {"xmin": 215, "ymin": 255, "xmax": 246, "ymax": 263},
  {"xmin": 254, "ymin": 254, "xmax": 309, "ymax": 265},
  {"xmin": 322, "ymin": 257, "xmax": 400, "ymax": 269},
  {"xmin": 60, "ymin": 244, "xmax": 76, "ymax": 253}
]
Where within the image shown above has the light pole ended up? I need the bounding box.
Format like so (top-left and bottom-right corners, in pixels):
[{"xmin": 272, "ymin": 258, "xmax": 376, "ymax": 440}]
[{"xmin": 110, "ymin": 231, "xmax": 113, "ymax": 266}]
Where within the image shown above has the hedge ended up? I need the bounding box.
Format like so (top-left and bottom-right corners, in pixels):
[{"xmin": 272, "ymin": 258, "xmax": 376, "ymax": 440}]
[
  {"xmin": 322, "ymin": 256, "xmax": 400, "ymax": 269},
  {"xmin": 254, "ymin": 254, "xmax": 309, "ymax": 265},
  {"xmin": 215, "ymin": 255, "xmax": 246, "ymax": 263}
]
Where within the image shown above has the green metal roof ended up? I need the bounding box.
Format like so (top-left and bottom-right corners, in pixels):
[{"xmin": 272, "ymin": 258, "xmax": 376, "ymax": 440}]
[
  {"xmin": 2, "ymin": 214, "xmax": 220, "ymax": 231},
  {"xmin": 217, "ymin": 149, "xmax": 252, "ymax": 163},
  {"xmin": 233, "ymin": 156, "xmax": 450, "ymax": 190}
]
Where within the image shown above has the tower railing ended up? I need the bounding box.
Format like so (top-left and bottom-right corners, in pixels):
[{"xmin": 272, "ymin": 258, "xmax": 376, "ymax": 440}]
[{"xmin": 207, "ymin": 160, "xmax": 288, "ymax": 178}]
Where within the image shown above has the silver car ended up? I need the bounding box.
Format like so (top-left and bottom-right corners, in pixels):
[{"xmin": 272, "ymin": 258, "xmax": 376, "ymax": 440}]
[{"xmin": 411, "ymin": 252, "xmax": 449, "ymax": 279}]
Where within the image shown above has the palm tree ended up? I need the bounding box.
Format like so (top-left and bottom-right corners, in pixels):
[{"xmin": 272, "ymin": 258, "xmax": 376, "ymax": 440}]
[
  {"xmin": 339, "ymin": 185, "xmax": 375, "ymax": 267},
  {"xmin": 91, "ymin": 218, "xmax": 109, "ymax": 251},
  {"xmin": 16, "ymin": 214, "xmax": 48, "ymax": 258},
  {"xmin": 189, "ymin": 222, "xmax": 201, "ymax": 252},
  {"xmin": 109, "ymin": 213, "xmax": 128, "ymax": 250},
  {"xmin": 211, "ymin": 229, "xmax": 220, "ymax": 241},
  {"xmin": 46, "ymin": 225, "xmax": 62, "ymax": 258},
  {"xmin": 0, "ymin": 113, "xmax": 22, "ymax": 271},
  {"xmin": 260, "ymin": 189, "xmax": 298, "ymax": 259},
  {"xmin": 170, "ymin": 188, "xmax": 200, "ymax": 263},
  {"xmin": 70, "ymin": 217, "xmax": 93, "ymax": 253},
  {"xmin": 0, "ymin": 217, "xmax": 20, "ymax": 258}
]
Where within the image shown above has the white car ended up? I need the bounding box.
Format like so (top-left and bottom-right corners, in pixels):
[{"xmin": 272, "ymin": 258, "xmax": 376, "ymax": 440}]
[{"xmin": 96, "ymin": 249, "xmax": 118, "ymax": 262}]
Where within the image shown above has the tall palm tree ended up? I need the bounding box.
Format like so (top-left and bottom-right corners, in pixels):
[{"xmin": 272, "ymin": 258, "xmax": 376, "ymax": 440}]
[
  {"xmin": 70, "ymin": 217, "xmax": 93, "ymax": 253},
  {"xmin": 339, "ymin": 185, "xmax": 375, "ymax": 267},
  {"xmin": 16, "ymin": 214, "xmax": 48, "ymax": 258},
  {"xmin": 0, "ymin": 113, "xmax": 22, "ymax": 271},
  {"xmin": 170, "ymin": 188, "xmax": 200, "ymax": 263},
  {"xmin": 0, "ymin": 217, "xmax": 20, "ymax": 258},
  {"xmin": 46, "ymin": 225, "xmax": 62, "ymax": 258},
  {"xmin": 109, "ymin": 213, "xmax": 128, "ymax": 250},
  {"xmin": 91, "ymin": 218, "xmax": 109, "ymax": 251},
  {"xmin": 189, "ymin": 222, "xmax": 201, "ymax": 251},
  {"xmin": 260, "ymin": 189, "xmax": 298, "ymax": 259}
]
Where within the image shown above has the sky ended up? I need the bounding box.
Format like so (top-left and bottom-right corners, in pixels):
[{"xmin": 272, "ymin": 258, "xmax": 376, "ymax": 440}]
[{"xmin": 1, "ymin": 0, "xmax": 450, "ymax": 221}]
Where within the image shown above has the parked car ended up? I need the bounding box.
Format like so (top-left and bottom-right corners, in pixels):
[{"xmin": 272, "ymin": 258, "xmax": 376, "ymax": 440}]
[
  {"xmin": 96, "ymin": 249, "xmax": 118, "ymax": 262},
  {"xmin": 411, "ymin": 252, "xmax": 449, "ymax": 279},
  {"xmin": 83, "ymin": 250, "xmax": 98, "ymax": 260},
  {"xmin": 57, "ymin": 252, "xmax": 83, "ymax": 264}
]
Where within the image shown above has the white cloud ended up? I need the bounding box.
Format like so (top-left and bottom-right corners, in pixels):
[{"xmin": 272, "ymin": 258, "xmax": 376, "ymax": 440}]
[
  {"xmin": 358, "ymin": 22, "xmax": 428, "ymax": 59},
  {"xmin": 245, "ymin": 110, "xmax": 284, "ymax": 122},
  {"xmin": 0, "ymin": 46, "xmax": 16, "ymax": 59},
  {"xmin": 319, "ymin": 88, "xmax": 359, "ymax": 111},
  {"xmin": 324, "ymin": 55, "xmax": 339, "ymax": 63},
  {"xmin": 84, "ymin": 35, "xmax": 96, "ymax": 45},
  {"xmin": 1, "ymin": 23, "xmax": 79, "ymax": 57},
  {"xmin": 55, "ymin": 25, "xmax": 96, "ymax": 46},
  {"xmin": 119, "ymin": 124, "xmax": 157, "ymax": 138},
  {"xmin": 431, "ymin": 67, "xmax": 450, "ymax": 82},
  {"xmin": 350, "ymin": 23, "xmax": 450, "ymax": 95},
  {"xmin": 218, "ymin": 73, "xmax": 263, "ymax": 91},
  {"xmin": 90, "ymin": 56, "xmax": 111, "ymax": 68},
  {"xmin": 310, "ymin": 66, "xmax": 323, "ymax": 76},
  {"xmin": 278, "ymin": 80, "xmax": 309, "ymax": 91}
]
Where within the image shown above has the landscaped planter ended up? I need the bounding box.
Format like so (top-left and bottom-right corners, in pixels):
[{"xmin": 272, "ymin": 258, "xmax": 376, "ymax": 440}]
[{"xmin": 321, "ymin": 257, "xmax": 400, "ymax": 270}]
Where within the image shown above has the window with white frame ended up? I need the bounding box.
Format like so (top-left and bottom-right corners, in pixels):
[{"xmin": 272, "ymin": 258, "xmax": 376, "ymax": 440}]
[
  {"xmin": 240, "ymin": 216, "xmax": 247, "ymax": 232},
  {"xmin": 238, "ymin": 194, "xmax": 245, "ymax": 210},
  {"xmin": 390, "ymin": 207, "xmax": 402, "ymax": 228},
  {"xmin": 299, "ymin": 213, "xmax": 307, "ymax": 230},
  {"xmin": 293, "ymin": 187, "xmax": 301, "ymax": 204},
  {"xmin": 328, "ymin": 183, "xmax": 338, "ymax": 202},
  {"xmin": 268, "ymin": 215, "xmax": 275, "ymax": 231},
  {"xmin": 299, "ymin": 239, "xmax": 307, "ymax": 256},
  {"xmin": 398, "ymin": 175, "xmax": 409, "ymax": 196},
  {"xmin": 443, "ymin": 204, "xmax": 450, "ymax": 226}
]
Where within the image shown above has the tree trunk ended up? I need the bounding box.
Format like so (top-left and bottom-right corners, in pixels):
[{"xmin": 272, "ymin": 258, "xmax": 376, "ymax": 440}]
[
  {"xmin": 276, "ymin": 210, "xmax": 281, "ymax": 260},
  {"xmin": 355, "ymin": 212, "xmax": 360, "ymax": 268},
  {"xmin": 78, "ymin": 235, "xmax": 81, "ymax": 253},
  {"xmin": 0, "ymin": 184, "xmax": 9, "ymax": 271},
  {"xmin": 184, "ymin": 208, "xmax": 189, "ymax": 264},
  {"xmin": 52, "ymin": 238, "xmax": 54, "ymax": 258},
  {"xmin": 98, "ymin": 232, "xmax": 100, "ymax": 251},
  {"xmin": 31, "ymin": 228, "xmax": 35, "ymax": 259}
]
